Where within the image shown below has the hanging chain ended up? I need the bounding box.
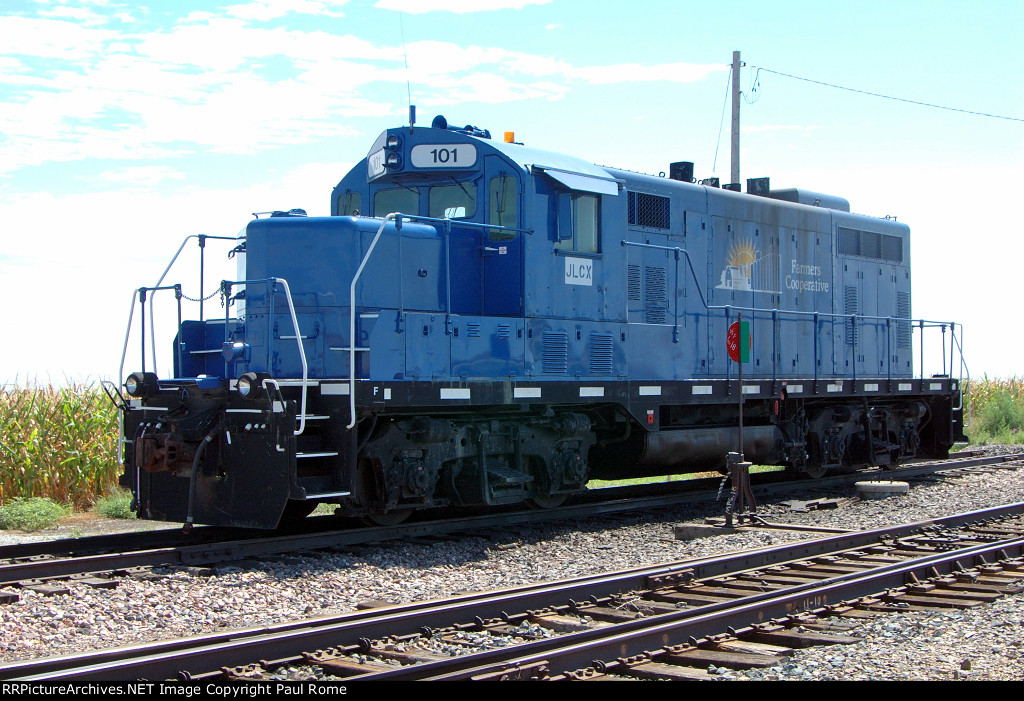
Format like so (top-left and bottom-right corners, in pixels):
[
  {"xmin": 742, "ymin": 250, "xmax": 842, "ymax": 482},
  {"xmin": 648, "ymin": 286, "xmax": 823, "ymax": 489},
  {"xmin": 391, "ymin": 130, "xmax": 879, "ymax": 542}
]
[
  {"xmin": 179, "ymin": 288, "xmax": 223, "ymax": 304},
  {"xmin": 716, "ymin": 473, "xmax": 730, "ymax": 500}
]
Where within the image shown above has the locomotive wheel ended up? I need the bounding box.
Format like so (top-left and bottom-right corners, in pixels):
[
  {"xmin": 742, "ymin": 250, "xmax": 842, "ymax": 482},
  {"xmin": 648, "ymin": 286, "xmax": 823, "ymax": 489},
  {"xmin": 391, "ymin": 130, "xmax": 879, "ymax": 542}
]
[
  {"xmin": 360, "ymin": 508, "xmax": 413, "ymax": 527},
  {"xmin": 354, "ymin": 457, "xmax": 413, "ymax": 526},
  {"xmin": 801, "ymin": 463, "xmax": 828, "ymax": 479},
  {"xmin": 526, "ymin": 494, "xmax": 567, "ymax": 509},
  {"xmin": 797, "ymin": 433, "xmax": 828, "ymax": 478},
  {"xmin": 524, "ymin": 456, "xmax": 569, "ymax": 509}
]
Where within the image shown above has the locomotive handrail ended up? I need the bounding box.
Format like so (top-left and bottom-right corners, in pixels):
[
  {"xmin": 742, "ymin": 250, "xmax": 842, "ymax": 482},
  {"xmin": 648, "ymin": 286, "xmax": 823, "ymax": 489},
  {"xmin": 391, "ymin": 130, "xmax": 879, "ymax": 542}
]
[
  {"xmin": 225, "ymin": 277, "xmax": 309, "ymax": 436},
  {"xmin": 620, "ymin": 239, "xmax": 965, "ymax": 385},
  {"xmin": 146, "ymin": 234, "xmax": 239, "ymax": 377},
  {"xmin": 117, "ymin": 283, "xmax": 184, "ymax": 467},
  {"xmin": 390, "ymin": 213, "xmax": 533, "ymax": 236},
  {"xmin": 348, "ymin": 214, "xmax": 398, "ymax": 428},
  {"xmin": 118, "ymin": 284, "xmax": 185, "ymax": 396}
]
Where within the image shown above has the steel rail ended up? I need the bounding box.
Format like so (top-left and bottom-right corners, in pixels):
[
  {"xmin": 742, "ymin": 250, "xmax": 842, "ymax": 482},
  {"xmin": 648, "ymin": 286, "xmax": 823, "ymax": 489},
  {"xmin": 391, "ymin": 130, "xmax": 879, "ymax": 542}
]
[
  {"xmin": 414, "ymin": 534, "xmax": 1024, "ymax": 681},
  {"xmin": 4, "ymin": 501, "xmax": 1024, "ymax": 681},
  {"xmin": 1, "ymin": 452, "xmax": 1019, "ymax": 588}
]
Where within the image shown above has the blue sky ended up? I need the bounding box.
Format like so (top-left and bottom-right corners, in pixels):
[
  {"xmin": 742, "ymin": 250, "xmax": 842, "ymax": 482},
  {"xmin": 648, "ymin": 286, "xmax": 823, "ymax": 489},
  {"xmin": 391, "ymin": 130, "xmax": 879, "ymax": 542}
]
[{"xmin": 1, "ymin": 0, "xmax": 1021, "ymax": 384}]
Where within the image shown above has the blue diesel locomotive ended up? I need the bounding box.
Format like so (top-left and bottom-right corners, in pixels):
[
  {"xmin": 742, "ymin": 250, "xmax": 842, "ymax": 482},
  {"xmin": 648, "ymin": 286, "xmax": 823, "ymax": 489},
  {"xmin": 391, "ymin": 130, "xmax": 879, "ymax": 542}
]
[{"xmin": 117, "ymin": 116, "xmax": 966, "ymax": 528}]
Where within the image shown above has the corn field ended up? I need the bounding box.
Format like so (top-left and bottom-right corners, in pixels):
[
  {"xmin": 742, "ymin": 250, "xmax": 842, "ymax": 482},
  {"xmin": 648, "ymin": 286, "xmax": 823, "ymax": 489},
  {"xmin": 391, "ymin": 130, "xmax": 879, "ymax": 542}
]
[
  {"xmin": 0, "ymin": 383, "xmax": 120, "ymax": 508},
  {"xmin": 961, "ymin": 376, "xmax": 1024, "ymax": 442},
  {"xmin": 963, "ymin": 376, "xmax": 1024, "ymax": 416}
]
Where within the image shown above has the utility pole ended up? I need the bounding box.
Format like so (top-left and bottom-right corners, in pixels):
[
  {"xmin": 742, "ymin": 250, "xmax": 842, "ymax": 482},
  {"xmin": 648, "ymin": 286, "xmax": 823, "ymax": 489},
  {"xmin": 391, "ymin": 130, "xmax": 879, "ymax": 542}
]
[{"xmin": 730, "ymin": 50, "xmax": 742, "ymax": 187}]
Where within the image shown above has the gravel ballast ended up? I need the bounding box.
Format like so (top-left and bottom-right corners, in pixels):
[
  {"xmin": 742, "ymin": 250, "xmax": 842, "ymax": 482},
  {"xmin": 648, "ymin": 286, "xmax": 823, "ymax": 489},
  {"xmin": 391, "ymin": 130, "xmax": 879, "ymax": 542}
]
[{"xmin": 2, "ymin": 449, "xmax": 1024, "ymax": 681}]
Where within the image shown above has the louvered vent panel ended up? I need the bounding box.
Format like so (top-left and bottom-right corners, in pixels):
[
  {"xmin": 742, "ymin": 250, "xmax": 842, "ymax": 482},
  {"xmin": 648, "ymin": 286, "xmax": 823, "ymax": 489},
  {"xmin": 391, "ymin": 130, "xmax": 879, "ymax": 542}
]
[
  {"xmin": 542, "ymin": 332, "xmax": 568, "ymax": 374},
  {"xmin": 897, "ymin": 292, "xmax": 911, "ymax": 349},
  {"xmin": 845, "ymin": 285, "xmax": 859, "ymax": 347},
  {"xmin": 467, "ymin": 323, "xmax": 481, "ymax": 338},
  {"xmin": 627, "ymin": 265, "xmax": 641, "ymax": 302},
  {"xmin": 589, "ymin": 333, "xmax": 614, "ymax": 375},
  {"xmin": 644, "ymin": 266, "xmax": 668, "ymax": 324}
]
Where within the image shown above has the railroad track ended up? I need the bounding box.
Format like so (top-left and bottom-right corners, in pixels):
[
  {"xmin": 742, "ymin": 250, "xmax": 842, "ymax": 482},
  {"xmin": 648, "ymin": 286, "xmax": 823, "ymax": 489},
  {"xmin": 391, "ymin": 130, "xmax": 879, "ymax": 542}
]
[
  {"xmin": 3, "ymin": 502, "xmax": 1023, "ymax": 681},
  {"xmin": 0, "ymin": 450, "xmax": 1018, "ymax": 599}
]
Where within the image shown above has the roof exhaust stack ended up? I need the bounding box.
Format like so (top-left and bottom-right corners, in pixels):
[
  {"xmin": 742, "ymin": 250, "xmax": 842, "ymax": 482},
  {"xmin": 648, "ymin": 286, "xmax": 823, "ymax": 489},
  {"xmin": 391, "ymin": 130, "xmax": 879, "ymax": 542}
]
[
  {"xmin": 669, "ymin": 161, "xmax": 694, "ymax": 183},
  {"xmin": 747, "ymin": 177, "xmax": 770, "ymax": 197}
]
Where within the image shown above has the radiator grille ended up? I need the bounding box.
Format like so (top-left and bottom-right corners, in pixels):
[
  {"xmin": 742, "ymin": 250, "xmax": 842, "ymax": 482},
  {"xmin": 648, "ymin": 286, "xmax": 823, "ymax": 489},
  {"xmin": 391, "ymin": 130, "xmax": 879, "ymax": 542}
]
[
  {"xmin": 627, "ymin": 264, "xmax": 641, "ymax": 302},
  {"xmin": 542, "ymin": 332, "xmax": 568, "ymax": 374},
  {"xmin": 589, "ymin": 333, "xmax": 613, "ymax": 375},
  {"xmin": 838, "ymin": 227, "xmax": 903, "ymax": 263},
  {"xmin": 845, "ymin": 285, "xmax": 859, "ymax": 347},
  {"xmin": 644, "ymin": 266, "xmax": 668, "ymax": 324},
  {"xmin": 896, "ymin": 292, "xmax": 911, "ymax": 349},
  {"xmin": 627, "ymin": 191, "xmax": 671, "ymax": 229}
]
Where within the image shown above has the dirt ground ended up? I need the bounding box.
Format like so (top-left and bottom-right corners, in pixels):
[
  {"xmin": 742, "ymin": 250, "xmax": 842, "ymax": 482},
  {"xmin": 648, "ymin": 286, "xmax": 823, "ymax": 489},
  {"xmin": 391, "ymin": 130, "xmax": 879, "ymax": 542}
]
[{"xmin": 1, "ymin": 511, "xmax": 175, "ymax": 545}]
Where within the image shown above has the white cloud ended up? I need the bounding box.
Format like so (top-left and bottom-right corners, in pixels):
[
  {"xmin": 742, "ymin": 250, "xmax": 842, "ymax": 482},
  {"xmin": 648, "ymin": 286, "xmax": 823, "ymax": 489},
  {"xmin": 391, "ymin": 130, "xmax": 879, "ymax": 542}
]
[
  {"xmin": 0, "ymin": 172, "xmax": 343, "ymax": 383},
  {"xmin": 569, "ymin": 62, "xmax": 726, "ymax": 85},
  {"xmin": 36, "ymin": 4, "xmax": 110, "ymax": 26},
  {"xmin": 225, "ymin": 0, "xmax": 348, "ymax": 21},
  {"xmin": 0, "ymin": 11, "xmax": 722, "ymax": 177},
  {"xmin": 431, "ymin": 72, "xmax": 568, "ymax": 104},
  {"xmin": 375, "ymin": 0, "xmax": 551, "ymax": 13},
  {"xmin": 0, "ymin": 16, "xmax": 118, "ymax": 60},
  {"xmin": 99, "ymin": 165, "xmax": 187, "ymax": 188}
]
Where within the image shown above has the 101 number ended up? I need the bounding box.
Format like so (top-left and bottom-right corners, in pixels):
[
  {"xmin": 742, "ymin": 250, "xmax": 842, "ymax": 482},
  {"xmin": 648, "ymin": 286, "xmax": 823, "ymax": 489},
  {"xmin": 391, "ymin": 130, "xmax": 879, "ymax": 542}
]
[{"xmin": 430, "ymin": 148, "xmax": 458, "ymax": 164}]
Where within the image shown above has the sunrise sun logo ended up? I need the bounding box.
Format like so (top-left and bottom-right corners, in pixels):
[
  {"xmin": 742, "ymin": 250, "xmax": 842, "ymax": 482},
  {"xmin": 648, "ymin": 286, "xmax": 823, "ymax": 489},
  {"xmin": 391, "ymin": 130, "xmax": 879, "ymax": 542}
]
[{"xmin": 716, "ymin": 238, "xmax": 780, "ymax": 293}]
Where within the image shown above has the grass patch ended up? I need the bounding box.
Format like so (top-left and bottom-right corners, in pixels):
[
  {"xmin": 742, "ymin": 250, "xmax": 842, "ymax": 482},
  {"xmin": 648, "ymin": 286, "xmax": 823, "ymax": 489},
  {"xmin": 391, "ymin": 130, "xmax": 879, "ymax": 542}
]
[
  {"xmin": 0, "ymin": 497, "xmax": 71, "ymax": 531},
  {"xmin": 93, "ymin": 490, "xmax": 136, "ymax": 520},
  {"xmin": 590, "ymin": 465, "xmax": 784, "ymax": 489},
  {"xmin": 312, "ymin": 502, "xmax": 338, "ymax": 516}
]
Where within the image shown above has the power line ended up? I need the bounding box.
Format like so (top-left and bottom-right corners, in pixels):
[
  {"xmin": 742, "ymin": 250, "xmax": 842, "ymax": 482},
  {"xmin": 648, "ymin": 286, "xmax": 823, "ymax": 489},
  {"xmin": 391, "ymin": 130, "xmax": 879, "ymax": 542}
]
[{"xmin": 753, "ymin": 66, "xmax": 1024, "ymax": 123}]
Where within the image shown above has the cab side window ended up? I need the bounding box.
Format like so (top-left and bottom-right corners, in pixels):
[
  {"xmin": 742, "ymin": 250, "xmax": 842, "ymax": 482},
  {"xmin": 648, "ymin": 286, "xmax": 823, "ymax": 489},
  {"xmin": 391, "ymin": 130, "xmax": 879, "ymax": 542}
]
[
  {"xmin": 555, "ymin": 192, "xmax": 600, "ymax": 253},
  {"xmin": 337, "ymin": 191, "xmax": 361, "ymax": 216},
  {"xmin": 488, "ymin": 175, "xmax": 518, "ymax": 241}
]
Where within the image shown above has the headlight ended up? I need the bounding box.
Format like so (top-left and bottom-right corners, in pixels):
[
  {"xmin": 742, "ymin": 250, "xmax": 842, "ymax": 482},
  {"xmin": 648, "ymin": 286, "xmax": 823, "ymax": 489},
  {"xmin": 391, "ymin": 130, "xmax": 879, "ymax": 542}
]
[
  {"xmin": 386, "ymin": 134, "xmax": 401, "ymax": 149},
  {"xmin": 222, "ymin": 341, "xmax": 250, "ymax": 361},
  {"xmin": 385, "ymin": 152, "xmax": 402, "ymax": 168},
  {"xmin": 236, "ymin": 372, "xmax": 269, "ymax": 399},
  {"xmin": 237, "ymin": 372, "xmax": 263, "ymax": 398},
  {"xmin": 125, "ymin": 372, "xmax": 157, "ymax": 397}
]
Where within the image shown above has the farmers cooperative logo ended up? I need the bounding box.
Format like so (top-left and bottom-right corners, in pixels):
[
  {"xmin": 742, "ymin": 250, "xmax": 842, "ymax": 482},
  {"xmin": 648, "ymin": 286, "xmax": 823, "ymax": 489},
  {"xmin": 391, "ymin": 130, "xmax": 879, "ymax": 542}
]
[{"xmin": 716, "ymin": 238, "xmax": 779, "ymax": 293}]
